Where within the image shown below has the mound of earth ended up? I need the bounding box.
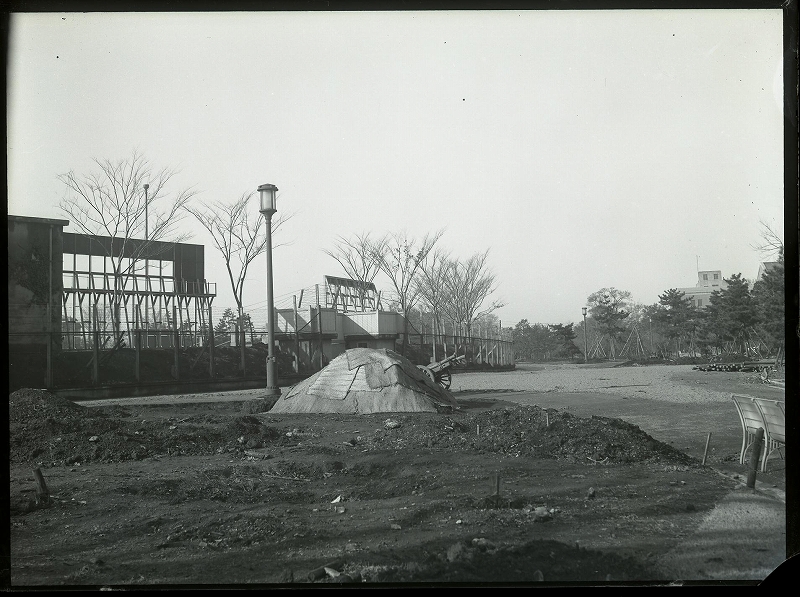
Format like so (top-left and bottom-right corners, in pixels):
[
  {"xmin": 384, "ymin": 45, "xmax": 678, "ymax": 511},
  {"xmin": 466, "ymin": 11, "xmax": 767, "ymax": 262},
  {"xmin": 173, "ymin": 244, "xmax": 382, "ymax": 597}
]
[
  {"xmin": 9, "ymin": 388, "xmax": 86, "ymax": 425},
  {"xmin": 8, "ymin": 389, "xmax": 691, "ymax": 469},
  {"xmin": 367, "ymin": 405, "xmax": 694, "ymax": 465},
  {"xmin": 335, "ymin": 538, "xmax": 656, "ymax": 583},
  {"xmin": 7, "ymin": 389, "xmax": 295, "ymax": 465}
]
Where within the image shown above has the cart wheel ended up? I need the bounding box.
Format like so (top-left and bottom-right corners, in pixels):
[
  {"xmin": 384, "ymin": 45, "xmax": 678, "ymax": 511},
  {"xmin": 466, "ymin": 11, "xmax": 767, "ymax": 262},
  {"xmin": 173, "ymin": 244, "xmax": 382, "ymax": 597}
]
[
  {"xmin": 439, "ymin": 370, "xmax": 452, "ymax": 389},
  {"xmin": 417, "ymin": 365, "xmax": 436, "ymax": 385}
]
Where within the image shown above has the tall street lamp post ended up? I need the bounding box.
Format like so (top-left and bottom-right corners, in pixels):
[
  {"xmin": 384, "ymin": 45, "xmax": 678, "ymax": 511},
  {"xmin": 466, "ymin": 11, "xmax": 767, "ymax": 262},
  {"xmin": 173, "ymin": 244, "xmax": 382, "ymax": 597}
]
[
  {"xmin": 582, "ymin": 307, "xmax": 588, "ymax": 363},
  {"xmin": 258, "ymin": 183, "xmax": 281, "ymax": 398},
  {"xmin": 143, "ymin": 183, "xmax": 150, "ymax": 330}
]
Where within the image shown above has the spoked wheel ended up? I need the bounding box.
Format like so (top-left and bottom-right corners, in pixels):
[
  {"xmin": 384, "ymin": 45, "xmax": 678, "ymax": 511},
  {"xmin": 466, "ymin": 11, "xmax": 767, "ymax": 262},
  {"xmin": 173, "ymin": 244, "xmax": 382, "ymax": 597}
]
[
  {"xmin": 417, "ymin": 365, "xmax": 437, "ymax": 386},
  {"xmin": 438, "ymin": 370, "xmax": 452, "ymax": 389}
]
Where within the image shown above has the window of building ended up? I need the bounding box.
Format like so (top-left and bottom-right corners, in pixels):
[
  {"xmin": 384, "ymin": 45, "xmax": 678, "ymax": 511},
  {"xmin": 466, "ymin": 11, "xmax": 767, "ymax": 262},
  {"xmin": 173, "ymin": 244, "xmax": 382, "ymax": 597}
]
[
  {"xmin": 703, "ymin": 274, "xmax": 708, "ymax": 281},
  {"xmin": 697, "ymin": 299, "xmax": 703, "ymax": 307},
  {"xmin": 75, "ymin": 254, "xmax": 89, "ymax": 272},
  {"xmin": 357, "ymin": 342, "xmax": 369, "ymax": 348},
  {"xmin": 713, "ymin": 273, "xmax": 719, "ymax": 280}
]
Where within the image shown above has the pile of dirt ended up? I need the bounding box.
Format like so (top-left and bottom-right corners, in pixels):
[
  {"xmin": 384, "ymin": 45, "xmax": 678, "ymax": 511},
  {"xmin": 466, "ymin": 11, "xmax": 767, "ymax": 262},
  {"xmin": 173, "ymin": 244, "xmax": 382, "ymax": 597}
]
[
  {"xmin": 8, "ymin": 388, "xmax": 87, "ymax": 426},
  {"xmin": 367, "ymin": 406, "xmax": 695, "ymax": 465},
  {"xmin": 7, "ymin": 389, "xmax": 294, "ymax": 465},
  {"xmin": 9, "ymin": 390, "xmax": 693, "ymax": 470},
  {"xmin": 337, "ymin": 538, "xmax": 657, "ymax": 583}
]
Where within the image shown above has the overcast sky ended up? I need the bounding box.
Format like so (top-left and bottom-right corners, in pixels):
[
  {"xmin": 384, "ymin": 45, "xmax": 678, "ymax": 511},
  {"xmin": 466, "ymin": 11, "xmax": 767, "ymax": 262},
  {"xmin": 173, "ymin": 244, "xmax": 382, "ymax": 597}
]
[{"xmin": 7, "ymin": 10, "xmax": 785, "ymax": 328}]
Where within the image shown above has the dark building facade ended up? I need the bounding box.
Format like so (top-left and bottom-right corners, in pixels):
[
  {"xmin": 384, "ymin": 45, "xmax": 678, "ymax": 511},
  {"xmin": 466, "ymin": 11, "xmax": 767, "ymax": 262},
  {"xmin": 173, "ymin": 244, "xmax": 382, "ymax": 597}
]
[{"xmin": 8, "ymin": 215, "xmax": 70, "ymax": 389}]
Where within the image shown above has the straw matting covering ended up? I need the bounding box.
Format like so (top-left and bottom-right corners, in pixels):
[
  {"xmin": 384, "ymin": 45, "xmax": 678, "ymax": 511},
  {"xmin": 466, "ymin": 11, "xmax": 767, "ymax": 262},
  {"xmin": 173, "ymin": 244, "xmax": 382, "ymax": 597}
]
[{"xmin": 269, "ymin": 348, "xmax": 459, "ymax": 414}]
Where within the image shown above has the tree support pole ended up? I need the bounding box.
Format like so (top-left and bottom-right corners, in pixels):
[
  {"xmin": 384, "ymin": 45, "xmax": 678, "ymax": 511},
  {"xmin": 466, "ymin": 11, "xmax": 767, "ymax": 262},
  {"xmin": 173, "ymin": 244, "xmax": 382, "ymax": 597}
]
[
  {"xmin": 173, "ymin": 303, "xmax": 180, "ymax": 381},
  {"xmin": 316, "ymin": 285, "xmax": 324, "ymax": 370},
  {"xmin": 293, "ymin": 295, "xmax": 300, "ymax": 373},
  {"xmin": 135, "ymin": 325, "xmax": 141, "ymax": 383},
  {"xmin": 92, "ymin": 304, "xmax": 100, "ymax": 385},
  {"xmin": 701, "ymin": 432, "xmax": 712, "ymax": 465},
  {"xmin": 33, "ymin": 468, "xmax": 50, "ymax": 503},
  {"xmin": 46, "ymin": 225, "xmax": 54, "ymax": 389},
  {"xmin": 208, "ymin": 305, "xmax": 215, "ymax": 378},
  {"xmin": 746, "ymin": 427, "xmax": 765, "ymax": 488}
]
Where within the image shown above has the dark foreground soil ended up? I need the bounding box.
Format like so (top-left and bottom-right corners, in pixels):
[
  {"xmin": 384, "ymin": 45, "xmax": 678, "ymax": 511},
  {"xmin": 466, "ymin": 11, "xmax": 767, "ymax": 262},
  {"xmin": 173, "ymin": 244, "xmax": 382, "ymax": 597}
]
[{"xmin": 7, "ymin": 386, "xmax": 760, "ymax": 587}]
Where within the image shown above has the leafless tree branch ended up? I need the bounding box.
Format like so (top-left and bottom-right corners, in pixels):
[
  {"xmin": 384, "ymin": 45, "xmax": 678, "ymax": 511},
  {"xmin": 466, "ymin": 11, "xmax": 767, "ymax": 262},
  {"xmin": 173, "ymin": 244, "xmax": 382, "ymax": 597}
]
[
  {"xmin": 751, "ymin": 219, "xmax": 784, "ymax": 259},
  {"xmin": 57, "ymin": 151, "xmax": 199, "ymax": 333},
  {"xmin": 375, "ymin": 229, "xmax": 444, "ymax": 354},
  {"xmin": 183, "ymin": 192, "xmax": 293, "ymax": 314},
  {"xmin": 323, "ymin": 232, "xmax": 385, "ymax": 309}
]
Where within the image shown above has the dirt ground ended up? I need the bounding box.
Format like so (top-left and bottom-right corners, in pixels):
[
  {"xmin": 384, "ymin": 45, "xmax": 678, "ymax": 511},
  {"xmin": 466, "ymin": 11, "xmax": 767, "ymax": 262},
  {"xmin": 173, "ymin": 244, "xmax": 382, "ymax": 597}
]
[{"xmin": 6, "ymin": 363, "xmax": 788, "ymax": 587}]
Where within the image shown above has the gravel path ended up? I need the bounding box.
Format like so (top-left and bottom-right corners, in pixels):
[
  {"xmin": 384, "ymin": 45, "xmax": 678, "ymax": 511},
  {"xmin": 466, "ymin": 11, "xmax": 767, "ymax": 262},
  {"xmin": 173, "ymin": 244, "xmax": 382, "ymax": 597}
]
[
  {"xmin": 74, "ymin": 363, "xmax": 755, "ymax": 407},
  {"xmin": 451, "ymin": 363, "xmax": 733, "ymax": 404}
]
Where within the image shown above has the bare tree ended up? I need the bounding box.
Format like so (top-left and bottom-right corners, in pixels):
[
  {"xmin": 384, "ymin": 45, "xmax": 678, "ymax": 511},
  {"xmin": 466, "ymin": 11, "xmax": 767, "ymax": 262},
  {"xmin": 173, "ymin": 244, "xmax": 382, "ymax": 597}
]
[
  {"xmin": 376, "ymin": 229, "xmax": 444, "ymax": 356},
  {"xmin": 58, "ymin": 151, "xmax": 197, "ymax": 336},
  {"xmin": 184, "ymin": 192, "xmax": 292, "ymax": 373},
  {"xmin": 415, "ymin": 247, "xmax": 453, "ymax": 361},
  {"xmin": 323, "ymin": 232, "xmax": 385, "ymax": 310},
  {"xmin": 751, "ymin": 219, "xmax": 784, "ymax": 259},
  {"xmin": 473, "ymin": 312, "xmax": 501, "ymax": 334},
  {"xmin": 441, "ymin": 249, "xmax": 504, "ymax": 355}
]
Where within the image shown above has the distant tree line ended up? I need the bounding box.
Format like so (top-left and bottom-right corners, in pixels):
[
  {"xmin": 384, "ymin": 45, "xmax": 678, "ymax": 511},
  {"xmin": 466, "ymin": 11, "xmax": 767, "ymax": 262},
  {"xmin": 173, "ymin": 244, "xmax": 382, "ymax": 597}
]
[
  {"xmin": 512, "ymin": 251, "xmax": 784, "ymax": 363},
  {"xmin": 510, "ymin": 321, "xmax": 582, "ymax": 362}
]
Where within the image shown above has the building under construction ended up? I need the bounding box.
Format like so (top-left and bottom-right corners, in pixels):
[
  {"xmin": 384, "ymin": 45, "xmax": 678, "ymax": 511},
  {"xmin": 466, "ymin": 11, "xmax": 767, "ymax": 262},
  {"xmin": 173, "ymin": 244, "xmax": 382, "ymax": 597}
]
[
  {"xmin": 267, "ymin": 275, "xmax": 513, "ymax": 373},
  {"xmin": 8, "ymin": 214, "xmax": 513, "ymax": 392},
  {"xmin": 8, "ymin": 215, "xmax": 216, "ymax": 390}
]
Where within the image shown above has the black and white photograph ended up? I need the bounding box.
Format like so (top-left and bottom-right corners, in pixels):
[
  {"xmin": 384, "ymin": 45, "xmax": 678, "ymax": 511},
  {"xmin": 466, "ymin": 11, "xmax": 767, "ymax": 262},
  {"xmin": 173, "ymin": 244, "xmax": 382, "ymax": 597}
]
[{"xmin": 6, "ymin": 6, "xmax": 795, "ymax": 587}]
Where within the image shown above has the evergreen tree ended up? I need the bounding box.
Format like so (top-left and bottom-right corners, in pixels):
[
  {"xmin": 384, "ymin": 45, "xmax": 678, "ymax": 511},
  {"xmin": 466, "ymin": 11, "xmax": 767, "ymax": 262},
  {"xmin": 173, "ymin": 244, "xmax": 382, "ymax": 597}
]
[
  {"xmin": 704, "ymin": 273, "xmax": 759, "ymax": 354},
  {"xmin": 512, "ymin": 319, "xmax": 554, "ymax": 361},
  {"xmin": 651, "ymin": 288, "xmax": 697, "ymax": 356},
  {"xmin": 752, "ymin": 252, "xmax": 785, "ymax": 353},
  {"xmin": 587, "ymin": 288, "xmax": 631, "ymax": 358},
  {"xmin": 548, "ymin": 323, "xmax": 582, "ymax": 360},
  {"xmin": 512, "ymin": 319, "xmax": 534, "ymax": 360},
  {"xmin": 242, "ymin": 313, "xmax": 258, "ymax": 344},
  {"xmin": 215, "ymin": 308, "xmax": 237, "ymax": 334}
]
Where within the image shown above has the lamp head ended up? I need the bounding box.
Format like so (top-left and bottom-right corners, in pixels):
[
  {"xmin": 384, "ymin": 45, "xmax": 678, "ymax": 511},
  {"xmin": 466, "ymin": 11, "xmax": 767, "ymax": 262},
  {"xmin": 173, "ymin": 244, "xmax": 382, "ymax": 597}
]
[
  {"xmin": 258, "ymin": 183, "xmax": 279, "ymax": 214},
  {"xmin": 582, "ymin": 307, "xmax": 588, "ymax": 316}
]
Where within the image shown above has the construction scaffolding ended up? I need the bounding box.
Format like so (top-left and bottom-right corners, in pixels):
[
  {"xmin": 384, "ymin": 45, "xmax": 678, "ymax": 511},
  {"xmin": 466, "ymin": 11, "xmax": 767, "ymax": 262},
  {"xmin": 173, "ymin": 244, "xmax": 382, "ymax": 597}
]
[
  {"xmin": 323, "ymin": 275, "xmax": 383, "ymax": 312},
  {"xmin": 60, "ymin": 233, "xmax": 216, "ymax": 353}
]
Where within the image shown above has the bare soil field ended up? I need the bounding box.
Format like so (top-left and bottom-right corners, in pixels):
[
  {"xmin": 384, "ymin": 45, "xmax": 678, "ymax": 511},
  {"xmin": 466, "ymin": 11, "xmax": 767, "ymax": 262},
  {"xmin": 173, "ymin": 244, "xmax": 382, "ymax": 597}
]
[{"xmin": 7, "ymin": 363, "xmax": 788, "ymax": 587}]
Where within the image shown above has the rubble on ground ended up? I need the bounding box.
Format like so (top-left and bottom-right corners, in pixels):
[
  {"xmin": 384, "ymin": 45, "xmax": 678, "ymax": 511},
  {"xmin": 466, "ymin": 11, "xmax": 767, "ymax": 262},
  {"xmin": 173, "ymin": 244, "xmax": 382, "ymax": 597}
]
[{"xmin": 9, "ymin": 389, "xmax": 693, "ymax": 468}]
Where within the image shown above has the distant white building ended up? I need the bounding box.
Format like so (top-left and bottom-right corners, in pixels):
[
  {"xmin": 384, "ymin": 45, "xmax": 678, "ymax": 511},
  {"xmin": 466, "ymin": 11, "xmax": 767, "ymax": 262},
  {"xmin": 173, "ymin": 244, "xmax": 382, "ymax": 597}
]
[{"xmin": 675, "ymin": 270, "xmax": 728, "ymax": 309}]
